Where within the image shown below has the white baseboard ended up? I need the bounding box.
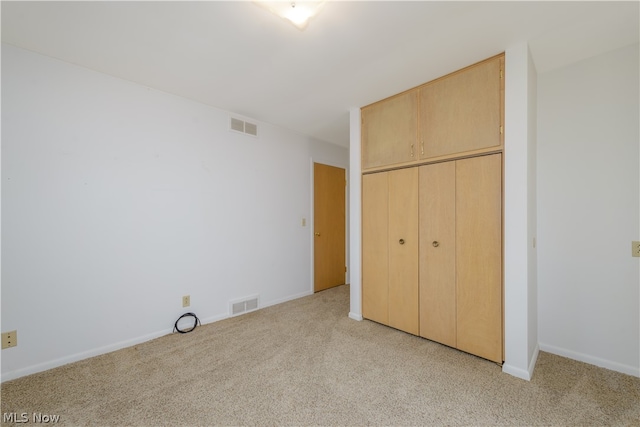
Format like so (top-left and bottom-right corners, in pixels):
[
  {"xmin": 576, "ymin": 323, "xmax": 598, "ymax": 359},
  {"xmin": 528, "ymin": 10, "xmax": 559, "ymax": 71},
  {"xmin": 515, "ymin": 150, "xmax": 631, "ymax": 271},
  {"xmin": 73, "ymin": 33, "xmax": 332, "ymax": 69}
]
[
  {"xmin": 529, "ymin": 343, "xmax": 540, "ymax": 377},
  {"xmin": 539, "ymin": 342, "xmax": 640, "ymax": 378},
  {"xmin": 502, "ymin": 344, "xmax": 540, "ymax": 381},
  {"xmin": 348, "ymin": 312, "xmax": 363, "ymax": 321},
  {"xmin": 502, "ymin": 363, "xmax": 531, "ymax": 380},
  {"xmin": 1, "ymin": 328, "xmax": 172, "ymax": 383},
  {"xmin": 199, "ymin": 312, "xmax": 231, "ymax": 325},
  {"xmin": 263, "ymin": 290, "xmax": 314, "ymax": 308},
  {"xmin": 1, "ymin": 290, "xmax": 316, "ymax": 383}
]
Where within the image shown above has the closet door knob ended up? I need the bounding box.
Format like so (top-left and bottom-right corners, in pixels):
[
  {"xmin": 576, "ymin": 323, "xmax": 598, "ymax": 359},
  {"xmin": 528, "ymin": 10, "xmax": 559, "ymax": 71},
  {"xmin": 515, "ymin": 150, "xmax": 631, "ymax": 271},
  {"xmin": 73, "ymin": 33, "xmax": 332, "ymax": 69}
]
[
  {"xmin": 315, "ymin": 232, "xmax": 321, "ymax": 237},
  {"xmin": 399, "ymin": 239, "xmax": 405, "ymax": 245},
  {"xmin": 432, "ymin": 241, "xmax": 439, "ymax": 247}
]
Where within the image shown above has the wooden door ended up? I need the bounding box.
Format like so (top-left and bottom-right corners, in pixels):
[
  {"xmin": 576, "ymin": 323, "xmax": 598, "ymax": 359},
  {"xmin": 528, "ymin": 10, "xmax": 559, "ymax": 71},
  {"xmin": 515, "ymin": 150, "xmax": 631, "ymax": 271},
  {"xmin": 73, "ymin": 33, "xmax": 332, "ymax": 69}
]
[
  {"xmin": 456, "ymin": 154, "xmax": 502, "ymax": 363},
  {"xmin": 388, "ymin": 168, "xmax": 419, "ymax": 335},
  {"xmin": 361, "ymin": 90, "xmax": 418, "ymax": 170},
  {"xmin": 419, "ymin": 56, "xmax": 502, "ymax": 159},
  {"xmin": 314, "ymin": 163, "xmax": 346, "ymax": 292},
  {"xmin": 419, "ymin": 161, "xmax": 456, "ymax": 347},
  {"xmin": 362, "ymin": 172, "xmax": 389, "ymax": 324}
]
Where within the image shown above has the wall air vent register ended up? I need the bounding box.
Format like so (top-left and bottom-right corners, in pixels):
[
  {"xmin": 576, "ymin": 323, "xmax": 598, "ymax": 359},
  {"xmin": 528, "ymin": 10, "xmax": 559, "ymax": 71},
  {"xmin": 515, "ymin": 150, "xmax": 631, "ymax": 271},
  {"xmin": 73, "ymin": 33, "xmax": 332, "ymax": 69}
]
[
  {"xmin": 229, "ymin": 295, "xmax": 260, "ymax": 316},
  {"xmin": 230, "ymin": 117, "xmax": 259, "ymax": 137}
]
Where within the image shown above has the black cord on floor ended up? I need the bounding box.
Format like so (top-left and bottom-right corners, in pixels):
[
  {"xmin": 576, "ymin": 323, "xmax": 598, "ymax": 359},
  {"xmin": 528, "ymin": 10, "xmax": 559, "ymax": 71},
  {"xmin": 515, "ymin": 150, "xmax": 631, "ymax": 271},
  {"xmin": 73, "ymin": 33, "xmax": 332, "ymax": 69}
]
[{"xmin": 173, "ymin": 312, "xmax": 201, "ymax": 334}]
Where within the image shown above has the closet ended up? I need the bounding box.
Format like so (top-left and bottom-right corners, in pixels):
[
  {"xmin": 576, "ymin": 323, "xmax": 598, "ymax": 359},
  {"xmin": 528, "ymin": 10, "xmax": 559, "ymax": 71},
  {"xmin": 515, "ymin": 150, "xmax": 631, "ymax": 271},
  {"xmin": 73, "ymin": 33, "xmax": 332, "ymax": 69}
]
[{"xmin": 361, "ymin": 53, "xmax": 504, "ymax": 364}]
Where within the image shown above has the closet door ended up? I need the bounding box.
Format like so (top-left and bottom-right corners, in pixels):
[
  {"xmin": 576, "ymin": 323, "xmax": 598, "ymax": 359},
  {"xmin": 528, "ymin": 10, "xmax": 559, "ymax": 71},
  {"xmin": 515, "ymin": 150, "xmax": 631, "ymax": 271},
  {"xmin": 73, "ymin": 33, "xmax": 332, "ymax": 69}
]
[
  {"xmin": 362, "ymin": 172, "xmax": 389, "ymax": 326},
  {"xmin": 388, "ymin": 168, "xmax": 419, "ymax": 335},
  {"xmin": 419, "ymin": 161, "xmax": 456, "ymax": 347},
  {"xmin": 456, "ymin": 154, "xmax": 502, "ymax": 363}
]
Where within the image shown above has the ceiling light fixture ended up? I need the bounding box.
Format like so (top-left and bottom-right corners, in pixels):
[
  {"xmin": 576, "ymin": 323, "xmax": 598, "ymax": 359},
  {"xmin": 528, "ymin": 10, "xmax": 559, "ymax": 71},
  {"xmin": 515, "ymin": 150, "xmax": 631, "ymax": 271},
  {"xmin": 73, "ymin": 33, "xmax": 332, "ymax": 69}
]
[{"xmin": 255, "ymin": 1, "xmax": 326, "ymax": 30}]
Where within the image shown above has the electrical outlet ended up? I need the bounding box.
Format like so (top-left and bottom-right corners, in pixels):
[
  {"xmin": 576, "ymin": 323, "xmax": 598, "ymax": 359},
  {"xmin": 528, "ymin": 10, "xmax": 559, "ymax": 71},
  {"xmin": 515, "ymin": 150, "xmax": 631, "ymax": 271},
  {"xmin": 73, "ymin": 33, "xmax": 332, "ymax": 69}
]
[
  {"xmin": 182, "ymin": 295, "xmax": 190, "ymax": 307},
  {"xmin": 2, "ymin": 331, "xmax": 17, "ymax": 349},
  {"xmin": 632, "ymin": 241, "xmax": 640, "ymax": 258}
]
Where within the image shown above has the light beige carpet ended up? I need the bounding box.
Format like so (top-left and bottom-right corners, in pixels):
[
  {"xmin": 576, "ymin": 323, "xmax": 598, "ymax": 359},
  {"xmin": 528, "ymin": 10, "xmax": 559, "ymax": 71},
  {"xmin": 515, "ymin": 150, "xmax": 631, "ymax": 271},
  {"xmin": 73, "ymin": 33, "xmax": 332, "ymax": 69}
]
[{"xmin": 1, "ymin": 285, "xmax": 639, "ymax": 426}]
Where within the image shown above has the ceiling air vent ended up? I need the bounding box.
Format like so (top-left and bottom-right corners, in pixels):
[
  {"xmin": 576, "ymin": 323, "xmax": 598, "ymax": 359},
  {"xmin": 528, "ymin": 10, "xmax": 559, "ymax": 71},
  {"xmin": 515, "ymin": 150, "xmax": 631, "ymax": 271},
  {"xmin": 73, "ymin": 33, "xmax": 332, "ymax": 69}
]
[{"xmin": 230, "ymin": 117, "xmax": 259, "ymax": 137}]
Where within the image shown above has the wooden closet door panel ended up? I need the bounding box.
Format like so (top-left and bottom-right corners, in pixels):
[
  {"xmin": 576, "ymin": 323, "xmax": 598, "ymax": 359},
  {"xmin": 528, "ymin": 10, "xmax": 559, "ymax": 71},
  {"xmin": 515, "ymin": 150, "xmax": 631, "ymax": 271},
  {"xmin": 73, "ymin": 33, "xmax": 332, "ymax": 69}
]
[
  {"xmin": 419, "ymin": 161, "xmax": 457, "ymax": 347},
  {"xmin": 388, "ymin": 168, "xmax": 419, "ymax": 335},
  {"xmin": 362, "ymin": 91, "xmax": 418, "ymax": 169},
  {"xmin": 419, "ymin": 56, "xmax": 502, "ymax": 159},
  {"xmin": 362, "ymin": 172, "xmax": 389, "ymax": 325},
  {"xmin": 456, "ymin": 154, "xmax": 502, "ymax": 363}
]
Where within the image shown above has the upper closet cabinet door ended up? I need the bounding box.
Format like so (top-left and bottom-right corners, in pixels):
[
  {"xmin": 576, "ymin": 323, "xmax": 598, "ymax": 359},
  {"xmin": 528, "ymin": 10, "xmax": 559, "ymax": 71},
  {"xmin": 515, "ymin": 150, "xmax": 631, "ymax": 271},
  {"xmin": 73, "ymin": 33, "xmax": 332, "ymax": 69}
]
[
  {"xmin": 361, "ymin": 90, "xmax": 418, "ymax": 170},
  {"xmin": 419, "ymin": 55, "xmax": 503, "ymax": 159}
]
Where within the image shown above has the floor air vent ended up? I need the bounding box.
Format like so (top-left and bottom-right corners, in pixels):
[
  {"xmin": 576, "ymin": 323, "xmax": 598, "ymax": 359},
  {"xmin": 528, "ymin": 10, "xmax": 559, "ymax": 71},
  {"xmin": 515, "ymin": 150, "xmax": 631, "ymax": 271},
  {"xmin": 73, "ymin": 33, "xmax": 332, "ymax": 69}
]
[
  {"xmin": 230, "ymin": 117, "xmax": 259, "ymax": 137},
  {"xmin": 230, "ymin": 295, "xmax": 259, "ymax": 316}
]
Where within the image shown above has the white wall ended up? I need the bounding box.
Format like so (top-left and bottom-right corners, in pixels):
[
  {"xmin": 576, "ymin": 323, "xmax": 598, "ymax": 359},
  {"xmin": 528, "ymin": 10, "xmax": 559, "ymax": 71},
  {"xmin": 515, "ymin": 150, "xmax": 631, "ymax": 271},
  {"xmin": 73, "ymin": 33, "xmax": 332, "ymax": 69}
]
[
  {"xmin": 538, "ymin": 43, "xmax": 640, "ymax": 377},
  {"xmin": 527, "ymin": 47, "xmax": 539, "ymax": 372},
  {"xmin": 503, "ymin": 43, "xmax": 539, "ymax": 380},
  {"xmin": 348, "ymin": 107, "xmax": 362, "ymax": 321},
  {"xmin": 0, "ymin": 44, "xmax": 348, "ymax": 381}
]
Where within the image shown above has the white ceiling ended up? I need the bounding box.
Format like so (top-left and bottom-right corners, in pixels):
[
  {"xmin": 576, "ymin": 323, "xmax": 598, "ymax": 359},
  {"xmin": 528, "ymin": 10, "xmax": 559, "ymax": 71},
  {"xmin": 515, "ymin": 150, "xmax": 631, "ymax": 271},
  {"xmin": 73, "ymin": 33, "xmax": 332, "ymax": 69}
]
[{"xmin": 2, "ymin": 1, "xmax": 638, "ymax": 147}]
